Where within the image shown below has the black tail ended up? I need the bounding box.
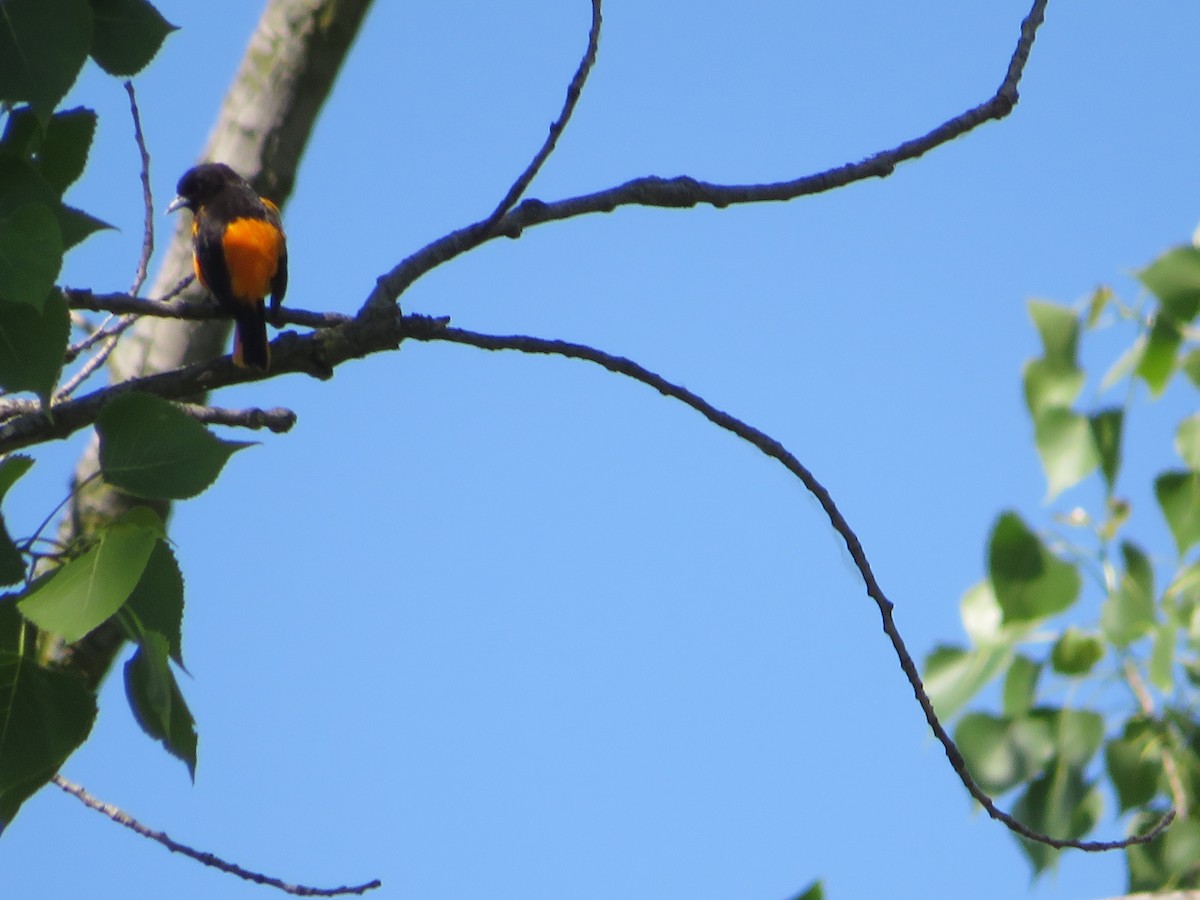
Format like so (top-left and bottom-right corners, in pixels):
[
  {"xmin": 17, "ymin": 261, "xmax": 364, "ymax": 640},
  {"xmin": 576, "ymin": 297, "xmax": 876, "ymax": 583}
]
[{"xmin": 232, "ymin": 301, "xmax": 270, "ymax": 370}]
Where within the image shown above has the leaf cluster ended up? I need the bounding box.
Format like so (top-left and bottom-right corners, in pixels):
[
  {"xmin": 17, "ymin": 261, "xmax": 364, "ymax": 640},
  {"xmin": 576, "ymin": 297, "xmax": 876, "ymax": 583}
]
[
  {"xmin": 0, "ymin": 389, "xmax": 253, "ymax": 831},
  {"xmin": 0, "ymin": 0, "xmax": 175, "ymax": 402},
  {"xmin": 925, "ymin": 246, "xmax": 1200, "ymax": 889}
]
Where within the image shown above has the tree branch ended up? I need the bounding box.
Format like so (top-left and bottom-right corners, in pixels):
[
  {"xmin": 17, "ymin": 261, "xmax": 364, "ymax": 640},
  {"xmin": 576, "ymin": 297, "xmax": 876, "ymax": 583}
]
[
  {"xmin": 53, "ymin": 776, "xmax": 381, "ymax": 897},
  {"xmin": 176, "ymin": 402, "xmax": 298, "ymax": 433},
  {"xmin": 480, "ymin": 0, "xmax": 603, "ymax": 232},
  {"xmin": 364, "ymin": 0, "xmax": 1048, "ymax": 311},
  {"xmin": 403, "ymin": 322, "xmax": 1173, "ymax": 853}
]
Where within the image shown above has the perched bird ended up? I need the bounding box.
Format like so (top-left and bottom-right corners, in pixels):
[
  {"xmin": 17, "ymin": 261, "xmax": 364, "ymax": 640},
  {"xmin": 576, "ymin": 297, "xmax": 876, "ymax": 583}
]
[{"xmin": 166, "ymin": 163, "xmax": 288, "ymax": 370}]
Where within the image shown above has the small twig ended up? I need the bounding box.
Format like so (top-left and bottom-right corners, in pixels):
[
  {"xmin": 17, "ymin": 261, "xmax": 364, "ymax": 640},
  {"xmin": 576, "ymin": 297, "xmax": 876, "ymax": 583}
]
[
  {"xmin": 175, "ymin": 402, "xmax": 297, "ymax": 434},
  {"xmin": 407, "ymin": 321, "xmax": 1175, "ymax": 852},
  {"xmin": 54, "ymin": 316, "xmax": 138, "ymax": 402},
  {"xmin": 1124, "ymin": 659, "xmax": 1189, "ymax": 821},
  {"xmin": 17, "ymin": 470, "xmax": 101, "ymax": 570},
  {"xmin": 157, "ymin": 273, "xmax": 196, "ymax": 303},
  {"xmin": 66, "ymin": 313, "xmax": 119, "ymax": 363},
  {"xmin": 481, "ymin": 0, "xmax": 602, "ymax": 233},
  {"xmin": 124, "ymin": 80, "xmax": 155, "ymax": 297},
  {"xmin": 364, "ymin": 0, "xmax": 1050, "ymax": 311},
  {"xmin": 53, "ymin": 775, "xmax": 381, "ymax": 897},
  {"xmin": 55, "ymin": 84, "xmax": 154, "ymax": 399}
]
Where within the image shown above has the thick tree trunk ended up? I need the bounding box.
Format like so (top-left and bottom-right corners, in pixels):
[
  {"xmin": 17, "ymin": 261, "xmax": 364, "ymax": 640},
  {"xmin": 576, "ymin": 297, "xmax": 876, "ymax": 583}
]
[{"xmin": 49, "ymin": 0, "xmax": 374, "ymax": 681}]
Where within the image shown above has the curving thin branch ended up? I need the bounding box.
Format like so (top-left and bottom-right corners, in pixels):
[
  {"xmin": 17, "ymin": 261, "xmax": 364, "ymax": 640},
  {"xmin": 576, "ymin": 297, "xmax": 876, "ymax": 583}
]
[
  {"xmin": 364, "ymin": 0, "xmax": 1048, "ymax": 311},
  {"xmin": 56, "ymin": 82, "xmax": 157, "ymax": 403},
  {"xmin": 480, "ymin": 0, "xmax": 603, "ymax": 232},
  {"xmin": 53, "ymin": 776, "xmax": 381, "ymax": 897},
  {"xmin": 124, "ymin": 80, "xmax": 155, "ymax": 298},
  {"xmin": 402, "ymin": 321, "xmax": 1175, "ymax": 853}
]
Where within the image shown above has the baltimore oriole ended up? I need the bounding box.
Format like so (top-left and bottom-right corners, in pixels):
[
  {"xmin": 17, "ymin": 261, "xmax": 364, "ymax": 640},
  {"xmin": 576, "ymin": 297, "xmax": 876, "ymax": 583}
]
[{"xmin": 166, "ymin": 163, "xmax": 288, "ymax": 370}]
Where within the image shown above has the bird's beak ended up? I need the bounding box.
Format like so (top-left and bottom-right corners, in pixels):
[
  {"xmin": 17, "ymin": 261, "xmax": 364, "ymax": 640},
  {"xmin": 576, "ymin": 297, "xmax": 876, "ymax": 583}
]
[{"xmin": 165, "ymin": 195, "xmax": 188, "ymax": 216}]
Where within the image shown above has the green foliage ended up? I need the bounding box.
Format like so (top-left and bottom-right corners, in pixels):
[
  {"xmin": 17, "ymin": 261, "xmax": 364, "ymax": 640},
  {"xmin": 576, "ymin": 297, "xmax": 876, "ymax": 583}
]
[
  {"xmin": 924, "ymin": 242, "xmax": 1200, "ymax": 888},
  {"xmin": 0, "ymin": 601, "xmax": 96, "ymax": 832},
  {"xmin": 123, "ymin": 540, "xmax": 186, "ymax": 667},
  {"xmin": 0, "ymin": 290, "xmax": 69, "ymax": 402},
  {"xmin": 123, "ymin": 631, "xmax": 196, "ymax": 778},
  {"xmin": 89, "ymin": 0, "xmax": 178, "ymax": 77},
  {"xmin": 17, "ymin": 507, "xmax": 163, "ymax": 642},
  {"xmin": 0, "ymin": 0, "xmax": 172, "ymax": 403},
  {"xmin": 787, "ymin": 880, "xmax": 824, "ymax": 900},
  {"xmin": 0, "ymin": 457, "xmax": 34, "ymax": 587},
  {"xmin": 97, "ymin": 392, "xmax": 254, "ymax": 499},
  {"xmin": 0, "ymin": 1, "xmax": 229, "ymax": 811},
  {"xmin": 0, "ymin": 0, "xmax": 93, "ymax": 120},
  {"xmin": 0, "ymin": 204, "xmax": 63, "ymax": 308},
  {"xmin": 988, "ymin": 512, "xmax": 1081, "ymax": 622}
]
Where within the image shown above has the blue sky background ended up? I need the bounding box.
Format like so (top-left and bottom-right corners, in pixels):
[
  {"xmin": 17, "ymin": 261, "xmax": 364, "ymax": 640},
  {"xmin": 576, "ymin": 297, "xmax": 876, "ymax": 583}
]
[{"xmin": 5, "ymin": 2, "xmax": 1200, "ymax": 898}]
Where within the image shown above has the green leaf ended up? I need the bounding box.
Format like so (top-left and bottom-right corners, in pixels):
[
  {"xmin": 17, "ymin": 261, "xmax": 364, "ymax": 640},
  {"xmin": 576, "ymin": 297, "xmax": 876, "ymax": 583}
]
[
  {"xmin": 1101, "ymin": 541, "xmax": 1156, "ymax": 647},
  {"xmin": 17, "ymin": 507, "xmax": 163, "ymax": 642},
  {"xmin": 1155, "ymin": 471, "xmax": 1200, "ymax": 557},
  {"xmin": 1099, "ymin": 336, "xmax": 1144, "ymax": 394},
  {"xmin": 1138, "ymin": 245, "xmax": 1200, "ymax": 322},
  {"xmin": 1012, "ymin": 764, "xmax": 1102, "ymax": 875},
  {"xmin": 988, "ymin": 512, "xmax": 1082, "ymax": 623},
  {"xmin": 955, "ymin": 712, "xmax": 1055, "ymax": 795},
  {"xmin": 0, "ymin": 649, "xmax": 96, "ymax": 829},
  {"xmin": 1033, "ymin": 408, "xmax": 1098, "ymax": 499},
  {"xmin": 1003, "ymin": 654, "xmax": 1040, "ymax": 717},
  {"xmin": 1089, "ymin": 408, "xmax": 1123, "ymax": 492},
  {"xmin": 0, "ymin": 204, "xmax": 63, "ymax": 308},
  {"xmin": 0, "ymin": 456, "xmax": 35, "ymax": 586},
  {"xmin": 1136, "ymin": 314, "xmax": 1183, "ymax": 397},
  {"xmin": 924, "ymin": 644, "xmax": 1012, "ymax": 722},
  {"xmin": 1084, "ymin": 285, "xmax": 1112, "ymax": 330},
  {"xmin": 0, "ymin": 105, "xmax": 41, "ymax": 156},
  {"xmin": 0, "ymin": 456, "xmax": 34, "ymax": 502},
  {"xmin": 36, "ymin": 107, "xmax": 96, "ymax": 194},
  {"xmin": 97, "ymin": 393, "xmax": 254, "ymax": 499},
  {"xmin": 786, "ymin": 880, "xmax": 823, "ymax": 900},
  {"xmin": 0, "ymin": 525, "xmax": 23, "ymax": 588},
  {"xmin": 55, "ymin": 203, "xmax": 113, "ymax": 251},
  {"xmin": 1054, "ymin": 708, "xmax": 1104, "ymax": 767},
  {"xmin": 88, "ymin": 0, "xmax": 177, "ymax": 76},
  {"xmin": 1028, "ymin": 301, "xmax": 1080, "ymax": 368},
  {"xmin": 1022, "ymin": 358, "xmax": 1084, "ymax": 419},
  {"xmin": 123, "ymin": 631, "xmax": 196, "ymax": 778},
  {"xmin": 0, "ymin": 0, "xmax": 93, "ymax": 119},
  {"xmin": 960, "ymin": 580, "xmax": 1003, "ymax": 643},
  {"xmin": 1049, "ymin": 627, "xmax": 1104, "ymax": 676},
  {"xmin": 1128, "ymin": 813, "xmax": 1200, "ymax": 892},
  {"xmin": 123, "ymin": 541, "xmax": 184, "ymax": 667},
  {"xmin": 0, "ymin": 291, "xmax": 69, "ymax": 402},
  {"xmin": 1105, "ymin": 721, "xmax": 1161, "ymax": 813},
  {"xmin": 1183, "ymin": 348, "xmax": 1200, "ymax": 389},
  {"xmin": 1126, "ymin": 809, "xmax": 1200, "ymax": 892},
  {"xmin": 1177, "ymin": 414, "xmax": 1200, "ymax": 471},
  {"xmin": 1148, "ymin": 623, "xmax": 1175, "ymax": 694},
  {"xmin": 0, "ymin": 154, "xmax": 108, "ymax": 262},
  {"xmin": 1022, "ymin": 295, "xmax": 1084, "ymax": 419}
]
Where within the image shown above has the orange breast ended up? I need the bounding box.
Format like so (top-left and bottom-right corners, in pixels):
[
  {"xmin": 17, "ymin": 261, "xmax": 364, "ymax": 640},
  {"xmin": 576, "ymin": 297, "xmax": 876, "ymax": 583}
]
[{"xmin": 222, "ymin": 217, "xmax": 283, "ymax": 301}]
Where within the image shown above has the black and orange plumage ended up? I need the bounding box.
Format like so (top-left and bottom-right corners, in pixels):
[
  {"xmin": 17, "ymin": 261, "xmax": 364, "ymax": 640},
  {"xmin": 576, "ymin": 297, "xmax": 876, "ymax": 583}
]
[{"xmin": 166, "ymin": 163, "xmax": 287, "ymax": 370}]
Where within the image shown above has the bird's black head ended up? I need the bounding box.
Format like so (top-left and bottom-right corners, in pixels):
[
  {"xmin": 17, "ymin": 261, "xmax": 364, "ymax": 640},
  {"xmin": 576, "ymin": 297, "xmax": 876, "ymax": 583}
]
[{"xmin": 166, "ymin": 163, "xmax": 245, "ymax": 214}]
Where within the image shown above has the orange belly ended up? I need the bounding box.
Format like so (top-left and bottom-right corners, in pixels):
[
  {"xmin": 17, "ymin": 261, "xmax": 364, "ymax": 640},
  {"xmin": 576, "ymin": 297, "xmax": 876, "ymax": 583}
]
[{"xmin": 221, "ymin": 217, "xmax": 283, "ymax": 300}]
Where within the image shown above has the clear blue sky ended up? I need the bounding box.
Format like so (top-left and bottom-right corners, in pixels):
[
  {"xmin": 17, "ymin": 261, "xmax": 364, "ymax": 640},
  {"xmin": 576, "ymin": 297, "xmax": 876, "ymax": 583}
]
[{"xmin": 6, "ymin": 2, "xmax": 1200, "ymax": 898}]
